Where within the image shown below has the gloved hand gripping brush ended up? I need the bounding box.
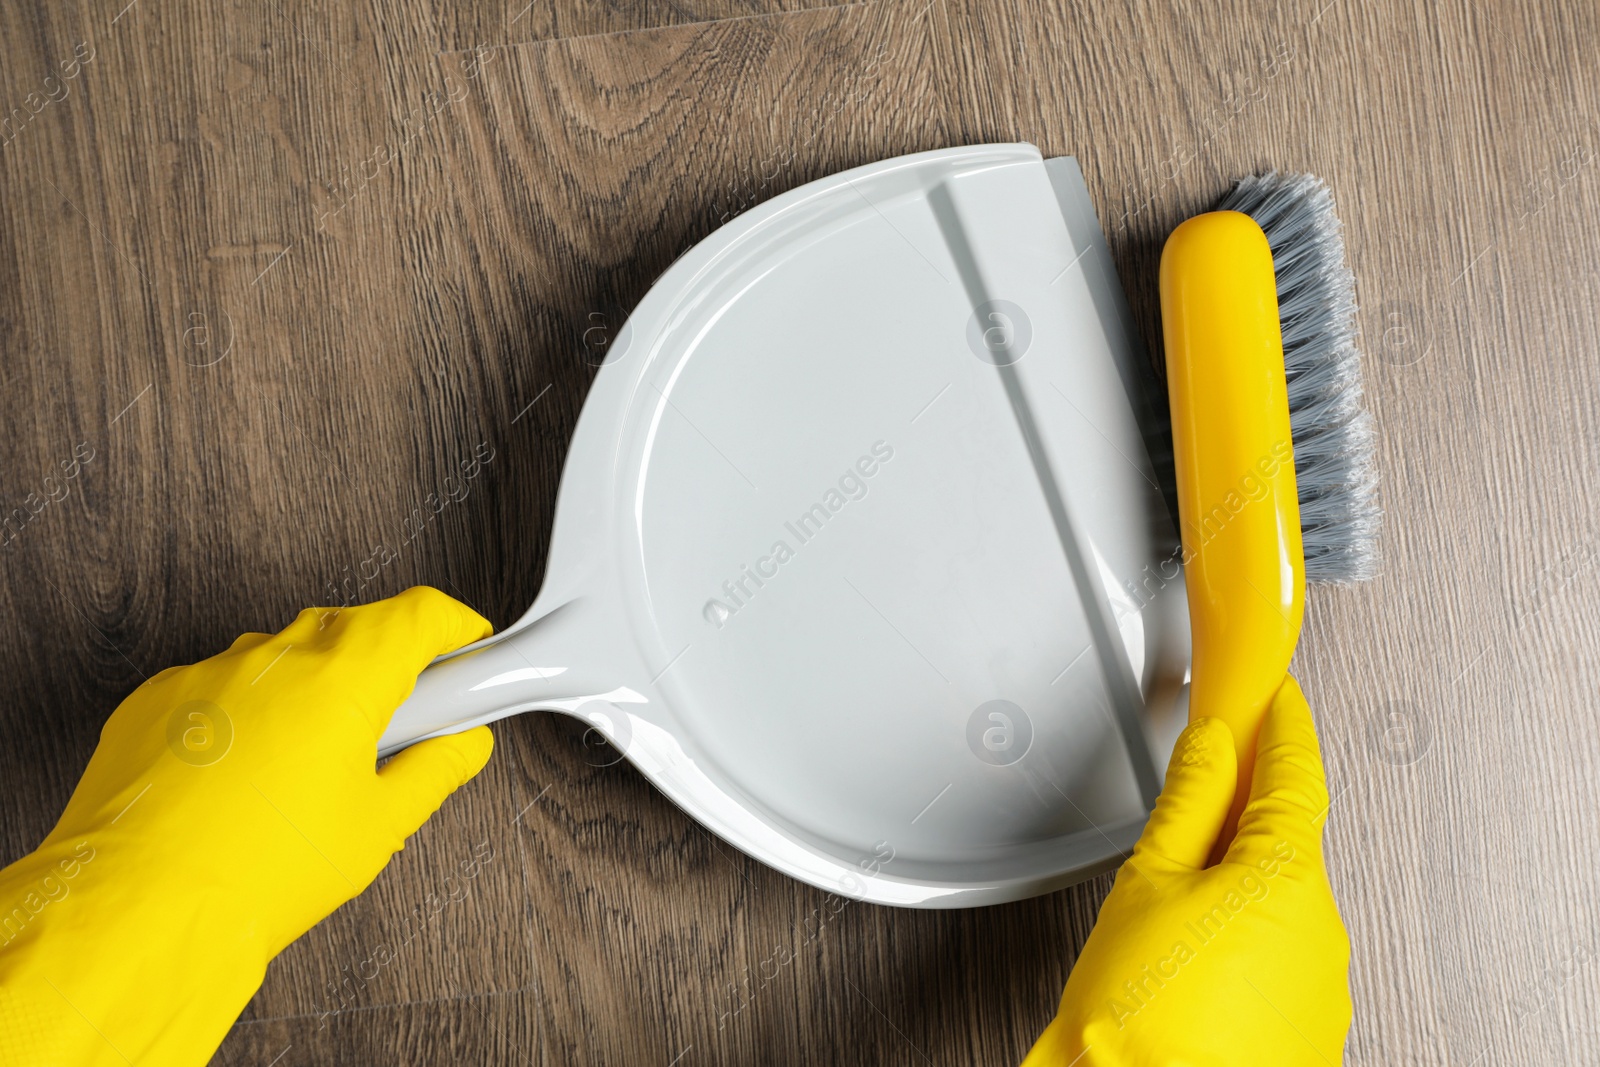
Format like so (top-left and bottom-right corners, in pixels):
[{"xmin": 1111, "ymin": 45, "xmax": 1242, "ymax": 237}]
[
  {"xmin": 1161, "ymin": 174, "xmax": 1381, "ymax": 853},
  {"xmin": 1021, "ymin": 176, "xmax": 1382, "ymax": 1067}
]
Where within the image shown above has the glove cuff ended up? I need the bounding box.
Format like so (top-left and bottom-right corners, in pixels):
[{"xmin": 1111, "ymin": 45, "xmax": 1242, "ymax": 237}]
[{"xmin": 0, "ymin": 836, "xmax": 269, "ymax": 1065}]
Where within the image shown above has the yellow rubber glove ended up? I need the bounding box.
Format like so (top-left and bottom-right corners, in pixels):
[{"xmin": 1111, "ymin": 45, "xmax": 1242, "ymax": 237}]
[
  {"xmin": 1022, "ymin": 676, "xmax": 1351, "ymax": 1066},
  {"xmin": 0, "ymin": 587, "xmax": 495, "ymax": 1066}
]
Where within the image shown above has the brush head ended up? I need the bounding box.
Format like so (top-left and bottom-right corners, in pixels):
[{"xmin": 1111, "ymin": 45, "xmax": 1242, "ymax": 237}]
[{"xmin": 1217, "ymin": 173, "xmax": 1381, "ymax": 583}]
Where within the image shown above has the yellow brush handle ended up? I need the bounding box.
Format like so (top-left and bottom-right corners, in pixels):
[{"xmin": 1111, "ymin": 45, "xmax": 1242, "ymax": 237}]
[{"xmin": 1159, "ymin": 210, "xmax": 1305, "ymax": 848}]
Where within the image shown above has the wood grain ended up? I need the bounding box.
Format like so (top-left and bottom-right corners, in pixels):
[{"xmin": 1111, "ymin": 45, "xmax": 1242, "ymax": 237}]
[{"xmin": 0, "ymin": 0, "xmax": 1596, "ymax": 1062}]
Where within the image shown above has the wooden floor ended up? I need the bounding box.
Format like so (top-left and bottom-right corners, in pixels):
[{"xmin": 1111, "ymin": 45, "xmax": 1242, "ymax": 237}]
[{"xmin": 2, "ymin": 0, "xmax": 1598, "ymax": 1062}]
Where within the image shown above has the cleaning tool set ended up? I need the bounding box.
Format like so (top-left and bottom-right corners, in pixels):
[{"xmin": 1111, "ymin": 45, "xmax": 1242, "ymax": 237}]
[{"xmin": 375, "ymin": 144, "xmax": 1377, "ymax": 906}]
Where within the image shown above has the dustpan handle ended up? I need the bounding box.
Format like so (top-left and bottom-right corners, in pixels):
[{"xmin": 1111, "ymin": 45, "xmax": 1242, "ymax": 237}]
[{"xmin": 378, "ymin": 597, "xmax": 624, "ymax": 758}]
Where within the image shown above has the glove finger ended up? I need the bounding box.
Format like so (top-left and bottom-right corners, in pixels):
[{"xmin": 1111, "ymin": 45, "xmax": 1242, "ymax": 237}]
[
  {"xmin": 1223, "ymin": 675, "xmax": 1331, "ymax": 869},
  {"xmin": 379, "ymin": 725, "xmax": 495, "ymax": 838},
  {"xmin": 1130, "ymin": 716, "xmax": 1237, "ymax": 869},
  {"xmin": 299, "ymin": 586, "xmax": 492, "ymax": 664},
  {"xmin": 292, "ymin": 587, "xmax": 494, "ymax": 738},
  {"xmin": 225, "ymin": 631, "xmax": 274, "ymax": 655}
]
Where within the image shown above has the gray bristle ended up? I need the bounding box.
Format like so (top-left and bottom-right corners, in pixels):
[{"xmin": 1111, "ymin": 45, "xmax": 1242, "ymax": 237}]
[{"xmin": 1216, "ymin": 172, "xmax": 1381, "ymax": 583}]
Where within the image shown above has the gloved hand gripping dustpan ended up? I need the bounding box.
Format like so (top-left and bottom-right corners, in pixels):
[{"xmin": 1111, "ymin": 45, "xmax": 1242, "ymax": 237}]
[{"xmin": 380, "ymin": 143, "xmax": 1192, "ymax": 908}]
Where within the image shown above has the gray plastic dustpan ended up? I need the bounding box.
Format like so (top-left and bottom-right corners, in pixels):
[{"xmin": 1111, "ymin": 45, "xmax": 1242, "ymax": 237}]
[{"xmin": 379, "ymin": 144, "xmax": 1191, "ymax": 907}]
